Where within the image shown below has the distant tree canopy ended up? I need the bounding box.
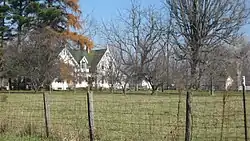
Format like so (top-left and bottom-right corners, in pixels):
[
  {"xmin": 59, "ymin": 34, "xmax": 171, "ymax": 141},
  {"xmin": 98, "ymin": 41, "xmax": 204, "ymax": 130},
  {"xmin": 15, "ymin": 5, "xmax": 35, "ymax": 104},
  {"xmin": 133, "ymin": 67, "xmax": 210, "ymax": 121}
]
[{"xmin": 4, "ymin": 28, "xmax": 65, "ymax": 91}]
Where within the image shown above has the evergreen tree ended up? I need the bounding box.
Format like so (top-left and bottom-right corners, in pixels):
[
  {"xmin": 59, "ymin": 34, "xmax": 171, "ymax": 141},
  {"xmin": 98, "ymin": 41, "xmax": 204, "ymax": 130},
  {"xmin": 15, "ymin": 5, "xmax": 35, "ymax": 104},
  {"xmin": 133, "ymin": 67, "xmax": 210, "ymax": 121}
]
[
  {"xmin": 7, "ymin": 0, "xmax": 37, "ymax": 46},
  {"xmin": 0, "ymin": 0, "xmax": 9, "ymax": 48},
  {"xmin": 5, "ymin": 0, "xmax": 93, "ymax": 50},
  {"xmin": 39, "ymin": 0, "xmax": 94, "ymax": 50}
]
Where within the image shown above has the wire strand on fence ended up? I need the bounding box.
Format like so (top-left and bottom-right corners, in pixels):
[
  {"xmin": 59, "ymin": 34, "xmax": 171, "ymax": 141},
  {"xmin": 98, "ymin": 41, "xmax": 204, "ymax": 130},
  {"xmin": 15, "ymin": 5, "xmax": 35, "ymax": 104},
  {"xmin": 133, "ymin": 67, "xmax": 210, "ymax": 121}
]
[{"xmin": 0, "ymin": 91, "xmax": 249, "ymax": 141}]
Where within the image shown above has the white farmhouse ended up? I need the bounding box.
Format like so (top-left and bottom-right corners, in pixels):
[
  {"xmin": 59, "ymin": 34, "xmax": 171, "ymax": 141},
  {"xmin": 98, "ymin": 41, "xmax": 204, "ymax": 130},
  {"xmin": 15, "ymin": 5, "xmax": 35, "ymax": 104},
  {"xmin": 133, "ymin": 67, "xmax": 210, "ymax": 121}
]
[{"xmin": 51, "ymin": 46, "xmax": 115, "ymax": 90}]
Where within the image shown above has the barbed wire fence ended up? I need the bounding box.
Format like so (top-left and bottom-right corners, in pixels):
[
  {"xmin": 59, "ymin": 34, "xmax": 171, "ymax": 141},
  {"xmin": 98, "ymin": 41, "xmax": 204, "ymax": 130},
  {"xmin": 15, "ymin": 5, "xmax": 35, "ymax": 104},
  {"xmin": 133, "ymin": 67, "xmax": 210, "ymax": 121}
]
[{"xmin": 0, "ymin": 83, "xmax": 249, "ymax": 141}]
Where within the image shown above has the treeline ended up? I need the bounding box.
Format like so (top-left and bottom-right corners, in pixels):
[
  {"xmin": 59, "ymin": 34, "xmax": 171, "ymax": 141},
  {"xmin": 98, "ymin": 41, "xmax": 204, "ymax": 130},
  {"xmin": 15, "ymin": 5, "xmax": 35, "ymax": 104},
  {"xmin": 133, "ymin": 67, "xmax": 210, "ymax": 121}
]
[{"xmin": 101, "ymin": 0, "xmax": 250, "ymax": 94}]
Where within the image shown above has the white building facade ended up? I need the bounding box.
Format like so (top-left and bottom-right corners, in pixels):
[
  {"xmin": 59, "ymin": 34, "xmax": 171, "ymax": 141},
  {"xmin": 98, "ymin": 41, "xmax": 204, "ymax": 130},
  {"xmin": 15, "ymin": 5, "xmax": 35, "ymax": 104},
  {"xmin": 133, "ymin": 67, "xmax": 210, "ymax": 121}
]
[{"xmin": 51, "ymin": 46, "xmax": 119, "ymax": 90}]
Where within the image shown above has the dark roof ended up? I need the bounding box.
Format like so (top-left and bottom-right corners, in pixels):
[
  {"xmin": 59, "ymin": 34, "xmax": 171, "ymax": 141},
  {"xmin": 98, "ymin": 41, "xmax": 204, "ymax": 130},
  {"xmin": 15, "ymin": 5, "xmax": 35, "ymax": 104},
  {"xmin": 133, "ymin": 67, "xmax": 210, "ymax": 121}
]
[
  {"xmin": 67, "ymin": 48, "xmax": 107, "ymax": 73},
  {"xmin": 89, "ymin": 49, "xmax": 107, "ymax": 73},
  {"xmin": 68, "ymin": 49, "xmax": 89, "ymax": 63}
]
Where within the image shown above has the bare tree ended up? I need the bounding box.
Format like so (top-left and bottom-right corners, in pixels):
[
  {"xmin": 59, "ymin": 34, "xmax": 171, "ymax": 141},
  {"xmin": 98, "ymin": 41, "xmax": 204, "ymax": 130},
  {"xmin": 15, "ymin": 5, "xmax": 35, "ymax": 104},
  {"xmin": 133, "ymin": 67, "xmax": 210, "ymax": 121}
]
[
  {"xmin": 191, "ymin": 38, "xmax": 250, "ymax": 93},
  {"xmin": 80, "ymin": 13, "xmax": 97, "ymax": 44},
  {"xmin": 4, "ymin": 28, "xmax": 65, "ymax": 92},
  {"xmin": 173, "ymin": 60, "xmax": 189, "ymax": 90},
  {"xmin": 102, "ymin": 1, "xmax": 166, "ymax": 92},
  {"xmin": 199, "ymin": 46, "xmax": 231, "ymax": 92},
  {"xmin": 231, "ymin": 37, "xmax": 250, "ymax": 89},
  {"xmin": 144, "ymin": 50, "xmax": 168, "ymax": 94},
  {"xmin": 107, "ymin": 45, "xmax": 134, "ymax": 94},
  {"xmin": 166, "ymin": 0, "xmax": 249, "ymax": 89},
  {"xmin": 165, "ymin": 0, "xmax": 249, "ymax": 140},
  {"xmin": 158, "ymin": 14, "xmax": 174, "ymax": 92}
]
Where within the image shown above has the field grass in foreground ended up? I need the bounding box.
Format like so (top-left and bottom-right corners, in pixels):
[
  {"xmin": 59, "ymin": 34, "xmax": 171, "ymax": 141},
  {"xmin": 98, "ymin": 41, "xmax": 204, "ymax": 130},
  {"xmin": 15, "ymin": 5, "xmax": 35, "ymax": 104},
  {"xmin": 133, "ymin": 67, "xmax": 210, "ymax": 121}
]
[{"xmin": 0, "ymin": 90, "xmax": 250, "ymax": 141}]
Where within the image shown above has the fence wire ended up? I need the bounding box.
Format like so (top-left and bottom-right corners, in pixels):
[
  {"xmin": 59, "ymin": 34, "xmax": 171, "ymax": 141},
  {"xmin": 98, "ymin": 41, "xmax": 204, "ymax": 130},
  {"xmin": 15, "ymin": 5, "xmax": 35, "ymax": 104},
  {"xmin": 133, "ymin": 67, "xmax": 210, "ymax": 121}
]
[{"xmin": 0, "ymin": 92, "xmax": 249, "ymax": 141}]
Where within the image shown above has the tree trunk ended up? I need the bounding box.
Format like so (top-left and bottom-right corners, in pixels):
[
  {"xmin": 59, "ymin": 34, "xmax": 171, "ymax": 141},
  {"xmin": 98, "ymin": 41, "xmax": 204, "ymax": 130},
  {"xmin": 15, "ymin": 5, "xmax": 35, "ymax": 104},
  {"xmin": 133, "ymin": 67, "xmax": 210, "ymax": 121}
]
[
  {"xmin": 8, "ymin": 78, "xmax": 12, "ymax": 90},
  {"xmin": 166, "ymin": 52, "xmax": 169, "ymax": 91},
  {"xmin": 124, "ymin": 82, "xmax": 129, "ymax": 95},
  {"xmin": 151, "ymin": 89, "xmax": 156, "ymax": 95},
  {"xmin": 151, "ymin": 85, "xmax": 157, "ymax": 95},
  {"xmin": 185, "ymin": 90, "xmax": 192, "ymax": 141},
  {"xmin": 135, "ymin": 83, "xmax": 138, "ymax": 91},
  {"xmin": 185, "ymin": 60, "xmax": 197, "ymax": 141},
  {"xmin": 110, "ymin": 84, "xmax": 114, "ymax": 94},
  {"xmin": 190, "ymin": 59, "xmax": 198, "ymax": 89},
  {"xmin": 161, "ymin": 83, "xmax": 164, "ymax": 92},
  {"xmin": 74, "ymin": 81, "xmax": 76, "ymax": 94},
  {"xmin": 17, "ymin": 0, "xmax": 22, "ymax": 53},
  {"xmin": 196, "ymin": 68, "xmax": 203, "ymax": 90},
  {"xmin": 122, "ymin": 87, "xmax": 125, "ymax": 95},
  {"xmin": 210, "ymin": 75, "xmax": 214, "ymax": 96},
  {"xmin": 17, "ymin": 77, "xmax": 20, "ymax": 91},
  {"xmin": 32, "ymin": 83, "xmax": 38, "ymax": 93},
  {"xmin": 0, "ymin": 0, "xmax": 5, "ymax": 49},
  {"xmin": 0, "ymin": 77, "xmax": 3, "ymax": 90},
  {"xmin": 111, "ymin": 71, "xmax": 114, "ymax": 94},
  {"xmin": 236, "ymin": 60, "xmax": 242, "ymax": 91}
]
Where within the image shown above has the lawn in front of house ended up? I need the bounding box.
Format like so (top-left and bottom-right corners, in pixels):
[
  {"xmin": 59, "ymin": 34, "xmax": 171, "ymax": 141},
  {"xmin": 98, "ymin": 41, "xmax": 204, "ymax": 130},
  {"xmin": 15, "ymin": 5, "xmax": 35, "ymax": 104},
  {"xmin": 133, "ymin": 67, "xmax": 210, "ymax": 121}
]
[{"xmin": 0, "ymin": 90, "xmax": 249, "ymax": 141}]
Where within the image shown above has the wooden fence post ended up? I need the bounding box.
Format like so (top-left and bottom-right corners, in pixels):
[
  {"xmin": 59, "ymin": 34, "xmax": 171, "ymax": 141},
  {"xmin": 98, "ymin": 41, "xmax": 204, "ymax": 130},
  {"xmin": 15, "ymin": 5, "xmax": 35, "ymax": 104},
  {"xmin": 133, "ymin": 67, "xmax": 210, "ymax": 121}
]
[
  {"xmin": 87, "ymin": 91, "xmax": 95, "ymax": 141},
  {"xmin": 43, "ymin": 92, "xmax": 50, "ymax": 138},
  {"xmin": 242, "ymin": 76, "xmax": 248, "ymax": 141}
]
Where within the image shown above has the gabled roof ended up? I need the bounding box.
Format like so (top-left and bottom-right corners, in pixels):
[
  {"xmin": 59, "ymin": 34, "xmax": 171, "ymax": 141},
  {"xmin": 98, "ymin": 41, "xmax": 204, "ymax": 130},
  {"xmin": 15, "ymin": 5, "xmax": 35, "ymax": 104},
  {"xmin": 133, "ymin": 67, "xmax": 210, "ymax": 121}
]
[
  {"xmin": 89, "ymin": 49, "xmax": 107, "ymax": 73},
  {"xmin": 68, "ymin": 49, "xmax": 89, "ymax": 64},
  {"xmin": 79, "ymin": 56, "xmax": 88, "ymax": 64},
  {"xmin": 66, "ymin": 48, "xmax": 107, "ymax": 73}
]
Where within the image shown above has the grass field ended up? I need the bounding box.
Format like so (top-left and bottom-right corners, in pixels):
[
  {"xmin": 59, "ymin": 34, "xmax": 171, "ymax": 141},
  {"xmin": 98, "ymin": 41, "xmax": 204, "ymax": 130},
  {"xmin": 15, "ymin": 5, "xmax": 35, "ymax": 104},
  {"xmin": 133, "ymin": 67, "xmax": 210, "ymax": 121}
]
[{"xmin": 0, "ymin": 90, "xmax": 249, "ymax": 141}]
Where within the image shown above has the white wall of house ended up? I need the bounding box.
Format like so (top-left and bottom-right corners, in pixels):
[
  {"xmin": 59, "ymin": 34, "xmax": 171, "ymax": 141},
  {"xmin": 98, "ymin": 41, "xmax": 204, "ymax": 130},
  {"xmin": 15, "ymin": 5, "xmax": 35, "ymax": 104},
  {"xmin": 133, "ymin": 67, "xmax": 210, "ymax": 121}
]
[
  {"xmin": 100, "ymin": 83, "xmax": 110, "ymax": 89},
  {"xmin": 96, "ymin": 49, "xmax": 113, "ymax": 75},
  {"xmin": 238, "ymin": 86, "xmax": 250, "ymax": 91},
  {"xmin": 79, "ymin": 56, "xmax": 89, "ymax": 73},
  {"xmin": 51, "ymin": 80, "xmax": 89, "ymax": 90},
  {"xmin": 95, "ymin": 48, "xmax": 114, "ymax": 89},
  {"xmin": 141, "ymin": 80, "xmax": 152, "ymax": 89},
  {"xmin": 51, "ymin": 81, "xmax": 69, "ymax": 90},
  {"xmin": 59, "ymin": 48, "xmax": 78, "ymax": 66},
  {"xmin": 52, "ymin": 47, "xmax": 127, "ymax": 90},
  {"xmin": 76, "ymin": 81, "xmax": 88, "ymax": 88},
  {"xmin": 113, "ymin": 82, "xmax": 130, "ymax": 89},
  {"xmin": 53, "ymin": 48, "xmax": 90, "ymax": 90}
]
